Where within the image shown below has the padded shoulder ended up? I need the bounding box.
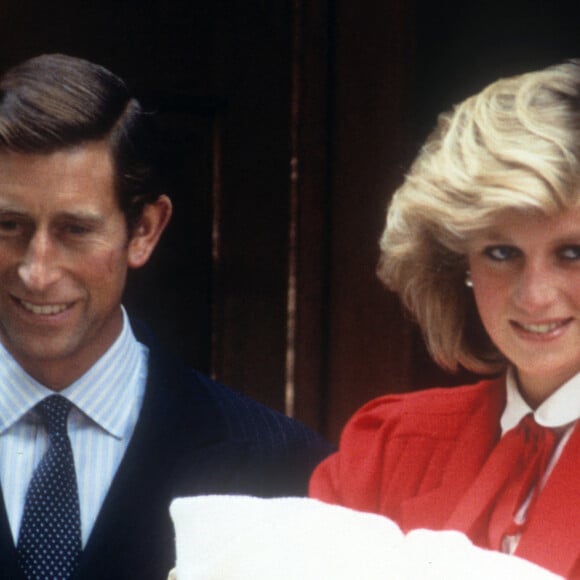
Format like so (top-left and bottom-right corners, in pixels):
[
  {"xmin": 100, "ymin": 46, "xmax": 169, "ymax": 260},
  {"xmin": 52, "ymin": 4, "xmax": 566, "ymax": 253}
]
[{"xmin": 350, "ymin": 379, "xmax": 505, "ymax": 440}]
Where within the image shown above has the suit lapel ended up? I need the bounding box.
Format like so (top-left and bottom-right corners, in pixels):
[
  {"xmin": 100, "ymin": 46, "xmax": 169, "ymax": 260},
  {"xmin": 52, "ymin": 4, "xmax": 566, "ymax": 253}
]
[
  {"xmin": 74, "ymin": 328, "xmax": 249, "ymax": 579},
  {"xmin": 0, "ymin": 490, "xmax": 25, "ymax": 579}
]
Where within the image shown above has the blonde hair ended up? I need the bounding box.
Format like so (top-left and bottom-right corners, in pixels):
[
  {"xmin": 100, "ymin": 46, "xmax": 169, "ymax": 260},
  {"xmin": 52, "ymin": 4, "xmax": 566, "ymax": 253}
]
[{"xmin": 378, "ymin": 60, "xmax": 580, "ymax": 374}]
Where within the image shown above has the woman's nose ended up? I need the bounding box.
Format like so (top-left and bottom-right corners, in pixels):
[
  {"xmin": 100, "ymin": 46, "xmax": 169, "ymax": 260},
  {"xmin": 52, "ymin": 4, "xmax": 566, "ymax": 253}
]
[{"xmin": 513, "ymin": 260, "xmax": 558, "ymax": 312}]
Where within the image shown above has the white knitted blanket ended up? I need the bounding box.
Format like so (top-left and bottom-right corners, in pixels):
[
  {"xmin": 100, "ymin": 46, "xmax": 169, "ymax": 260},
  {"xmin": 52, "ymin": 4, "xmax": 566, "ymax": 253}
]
[{"xmin": 168, "ymin": 495, "xmax": 563, "ymax": 580}]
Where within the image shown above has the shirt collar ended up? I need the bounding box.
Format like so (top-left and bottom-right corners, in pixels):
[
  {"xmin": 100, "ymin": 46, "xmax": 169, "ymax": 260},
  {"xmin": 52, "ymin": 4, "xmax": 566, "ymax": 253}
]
[
  {"xmin": 0, "ymin": 307, "xmax": 146, "ymax": 439},
  {"xmin": 501, "ymin": 366, "xmax": 580, "ymax": 433}
]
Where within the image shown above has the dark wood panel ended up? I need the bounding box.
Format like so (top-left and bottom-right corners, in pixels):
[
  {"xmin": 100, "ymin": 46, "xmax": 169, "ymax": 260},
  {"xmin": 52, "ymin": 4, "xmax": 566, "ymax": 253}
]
[
  {"xmin": 292, "ymin": 0, "xmax": 333, "ymax": 431},
  {"xmin": 209, "ymin": 2, "xmax": 295, "ymax": 411},
  {"xmin": 323, "ymin": 0, "xmax": 415, "ymax": 442}
]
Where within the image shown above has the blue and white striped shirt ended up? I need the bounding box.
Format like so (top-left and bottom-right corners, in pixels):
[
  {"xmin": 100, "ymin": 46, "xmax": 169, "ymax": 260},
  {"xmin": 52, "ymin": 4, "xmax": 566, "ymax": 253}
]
[{"xmin": 0, "ymin": 307, "xmax": 148, "ymax": 546}]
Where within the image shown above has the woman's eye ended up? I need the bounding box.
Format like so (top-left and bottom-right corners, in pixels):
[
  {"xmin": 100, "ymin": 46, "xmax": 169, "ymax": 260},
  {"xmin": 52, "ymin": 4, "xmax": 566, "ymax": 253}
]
[
  {"xmin": 560, "ymin": 246, "xmax": 580, "ymax": 260},
  {"xmin": 483, "ymin": 246, "xmax": 519, "ymax": 261}
]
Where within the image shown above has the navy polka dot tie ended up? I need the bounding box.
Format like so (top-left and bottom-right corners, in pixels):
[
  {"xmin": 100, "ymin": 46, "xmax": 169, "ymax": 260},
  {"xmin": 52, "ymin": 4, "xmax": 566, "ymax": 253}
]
[{"xmin": 17, "ymin": 395, "xmax": 82, "ymax": 579}]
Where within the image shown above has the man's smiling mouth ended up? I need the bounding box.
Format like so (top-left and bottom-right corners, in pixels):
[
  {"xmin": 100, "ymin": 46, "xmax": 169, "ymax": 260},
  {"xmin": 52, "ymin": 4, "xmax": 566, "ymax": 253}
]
[{"xmin": 19, "ymin": 299, "xmax": 71, "ymax": 315}]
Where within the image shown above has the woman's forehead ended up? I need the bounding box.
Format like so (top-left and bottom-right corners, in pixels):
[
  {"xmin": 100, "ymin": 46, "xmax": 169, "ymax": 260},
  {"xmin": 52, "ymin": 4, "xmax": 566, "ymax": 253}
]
[{"xmin": 467, "ymin": 206, "xmax": 580, "ymax": 244}]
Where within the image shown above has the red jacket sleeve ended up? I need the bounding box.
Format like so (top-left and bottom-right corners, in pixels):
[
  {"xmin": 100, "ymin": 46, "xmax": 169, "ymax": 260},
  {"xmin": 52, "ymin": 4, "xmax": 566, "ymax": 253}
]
[
  {"xmin": 309, "ymin": 394, "xmax": 436, "ymax": 516},
  {"xmin": 309, "ymin": 380, "xmax": 505, "ymax": 525}
]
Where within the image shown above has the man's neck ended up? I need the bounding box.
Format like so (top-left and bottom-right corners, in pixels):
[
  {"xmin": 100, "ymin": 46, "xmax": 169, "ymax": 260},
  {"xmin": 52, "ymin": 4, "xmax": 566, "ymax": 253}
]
[{"xmin": 2, "ymin": 311, "xmax": 125, "ymax": 391}]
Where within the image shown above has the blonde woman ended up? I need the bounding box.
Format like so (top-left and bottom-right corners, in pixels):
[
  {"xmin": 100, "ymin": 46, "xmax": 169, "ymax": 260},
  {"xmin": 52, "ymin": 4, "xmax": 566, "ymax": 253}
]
[{"xmin": 310, "ymin": 60, "xmax": 580, "ymax": 578}]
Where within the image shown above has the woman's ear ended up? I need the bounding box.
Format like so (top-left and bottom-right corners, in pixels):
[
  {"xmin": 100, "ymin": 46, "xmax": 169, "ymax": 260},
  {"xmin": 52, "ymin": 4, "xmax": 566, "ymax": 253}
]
[{"xmin": 127, "ymin": 194, "xmax": 173, "ymax": 269}]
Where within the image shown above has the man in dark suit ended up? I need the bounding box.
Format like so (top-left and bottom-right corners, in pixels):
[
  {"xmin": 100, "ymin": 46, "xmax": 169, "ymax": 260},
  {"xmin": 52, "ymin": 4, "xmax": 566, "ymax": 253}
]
[{"xmin": 0, "ymin": 53, "xmax": 332, "ymax": 579}]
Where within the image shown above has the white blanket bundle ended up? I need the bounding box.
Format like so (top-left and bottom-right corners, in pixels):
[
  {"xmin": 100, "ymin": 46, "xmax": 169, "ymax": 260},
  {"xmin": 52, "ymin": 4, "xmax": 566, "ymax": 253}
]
[{"xmin": 168, "ymin": 495, "xmax": 562, "ymax": 580}]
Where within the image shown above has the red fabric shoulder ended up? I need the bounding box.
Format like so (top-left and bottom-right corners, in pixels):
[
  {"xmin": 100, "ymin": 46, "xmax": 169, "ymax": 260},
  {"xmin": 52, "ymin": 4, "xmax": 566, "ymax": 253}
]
[
  {"xmin": 309, "ymin": 378, "xmax": 505, "ymax": 520},
  {"xmin": 353, "ymin": 379, "xmax": 502, "ymax": 436}
]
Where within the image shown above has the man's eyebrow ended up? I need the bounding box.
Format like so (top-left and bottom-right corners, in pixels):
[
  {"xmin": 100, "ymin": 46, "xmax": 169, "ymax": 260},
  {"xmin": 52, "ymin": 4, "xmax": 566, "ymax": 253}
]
[
  {"xmin": 0, "ymin": 207, "xmax": 30, "ymax": 218},
  {"xmin": 55, "ymin": 211, "xmax": 105, "ymax": 224},
  {"xmin": 0, "ymin": 208, "xmax": 107, "ymax": 226}
]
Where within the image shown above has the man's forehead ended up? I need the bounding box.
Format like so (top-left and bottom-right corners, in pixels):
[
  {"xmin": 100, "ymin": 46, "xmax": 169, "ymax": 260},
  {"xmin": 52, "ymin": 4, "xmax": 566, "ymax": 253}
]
[
  {"xmin": 0, "ymin": 142, "xmax": 118, "ymax": 211},
  {"xmin": 0, "ymin": 141, "xmax": 114, "ymax": 182},
  {"xmin": 0, "ymin": 141, "xmax": 114, "ymax": 186}
]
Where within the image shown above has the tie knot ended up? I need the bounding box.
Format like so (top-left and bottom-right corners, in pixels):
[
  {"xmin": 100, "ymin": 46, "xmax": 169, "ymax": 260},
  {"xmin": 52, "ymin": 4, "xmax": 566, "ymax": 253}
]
[
  {"xmin": 518, "ymin": 413, "xmax": 552, "ymax": 442},
  {"xmin": 37, "ymin": 395, "xmax": 72, "ymax": 437}
]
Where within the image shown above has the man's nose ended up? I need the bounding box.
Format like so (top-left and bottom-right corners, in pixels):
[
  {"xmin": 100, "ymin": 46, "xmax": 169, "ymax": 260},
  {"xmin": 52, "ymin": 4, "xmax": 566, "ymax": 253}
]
[{"xmin": 17, "ymin": 231, "xmax": 62, "ymax": 291}]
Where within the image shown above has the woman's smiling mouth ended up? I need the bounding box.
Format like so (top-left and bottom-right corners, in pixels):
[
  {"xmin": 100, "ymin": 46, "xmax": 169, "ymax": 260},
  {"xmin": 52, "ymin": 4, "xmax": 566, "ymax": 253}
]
[{"xmin": 511, "ymin": 319, "xmax": 572, "ymax": 336}]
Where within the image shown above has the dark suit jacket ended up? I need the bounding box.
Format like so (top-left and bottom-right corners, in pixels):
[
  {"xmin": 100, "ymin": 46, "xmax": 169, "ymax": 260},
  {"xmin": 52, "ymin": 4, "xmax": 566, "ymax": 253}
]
[{"xmin": 0, "ymin": 320, "xmax": 333, "ymax": 579}]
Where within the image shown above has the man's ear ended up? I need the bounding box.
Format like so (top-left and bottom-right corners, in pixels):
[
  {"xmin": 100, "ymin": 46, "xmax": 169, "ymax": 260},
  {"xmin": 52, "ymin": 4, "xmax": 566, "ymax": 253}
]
[{"xmin": 127, "ymin": 194, "xmax": 173, "ymax": 269}]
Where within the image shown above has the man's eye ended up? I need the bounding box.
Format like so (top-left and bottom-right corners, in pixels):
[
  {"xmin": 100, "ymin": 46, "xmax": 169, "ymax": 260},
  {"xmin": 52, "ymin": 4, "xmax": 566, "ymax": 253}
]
[
  {"xmin": 0, "ymin": 220, "xmax": 20, "ymax": 234},
  {"xmin": 64, "ymin": 224, "xmax": 90, "ymax": 235},
  {"xmin": 483, "ymin": 246, "xmax": 519, "ymax": 261}
]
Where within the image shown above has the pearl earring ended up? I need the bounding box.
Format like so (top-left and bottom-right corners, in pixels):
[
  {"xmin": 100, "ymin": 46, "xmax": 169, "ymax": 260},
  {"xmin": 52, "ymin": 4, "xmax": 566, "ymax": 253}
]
[{"xmin": 465, "ymin": 270, "xmax": 473, "ymax": 288}]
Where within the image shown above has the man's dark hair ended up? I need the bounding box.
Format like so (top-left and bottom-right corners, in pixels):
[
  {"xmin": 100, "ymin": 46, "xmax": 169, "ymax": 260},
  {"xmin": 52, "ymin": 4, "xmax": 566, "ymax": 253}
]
[{"xmin": 0, "ymin": 53, "xmax": 165, "ymax": 231}]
